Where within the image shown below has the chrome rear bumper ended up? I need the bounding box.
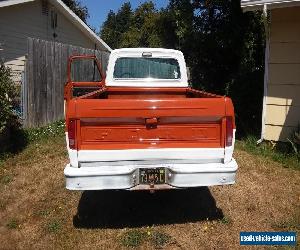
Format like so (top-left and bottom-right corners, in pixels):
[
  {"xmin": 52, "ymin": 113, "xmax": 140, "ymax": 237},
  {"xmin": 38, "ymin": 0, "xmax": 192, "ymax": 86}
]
[{"xmin": 64, "ymin": 159, "xmax": 238, "ymax": 191}]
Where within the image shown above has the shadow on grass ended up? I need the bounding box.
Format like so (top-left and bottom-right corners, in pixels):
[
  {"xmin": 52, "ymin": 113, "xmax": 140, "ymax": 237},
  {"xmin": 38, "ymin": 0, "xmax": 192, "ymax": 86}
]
[
  {"xmin": 0, "ymin": 126, "xmax": 28, "ymax": 158},
  {"xmin": 73, "ymin": 187, "xmax": 223, "ymax": 229}
]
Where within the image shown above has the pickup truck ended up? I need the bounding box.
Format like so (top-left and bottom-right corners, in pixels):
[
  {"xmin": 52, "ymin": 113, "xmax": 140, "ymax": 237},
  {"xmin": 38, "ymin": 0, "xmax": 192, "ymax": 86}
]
[{"xmin": 64, "ymin": 48, "xmax": 238, "ymax": 191}]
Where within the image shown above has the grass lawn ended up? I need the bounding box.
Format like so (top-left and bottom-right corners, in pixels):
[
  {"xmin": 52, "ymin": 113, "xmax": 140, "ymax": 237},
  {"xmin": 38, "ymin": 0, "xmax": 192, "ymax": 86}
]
[{"xmin": 0, "ymin": 132, "xmax": 299, "ymax": 249}]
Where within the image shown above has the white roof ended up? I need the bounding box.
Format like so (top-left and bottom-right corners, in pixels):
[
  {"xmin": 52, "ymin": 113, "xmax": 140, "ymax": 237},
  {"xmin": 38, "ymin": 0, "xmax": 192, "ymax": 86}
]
[
  {"xmin": 241, "ymin": 0, "xmax": 300, "ymax": 10},
  {"xmin": 111, "ymin": 48, "xmax": 184, "ymax": 56},
  {"xmin": 0, "ymin": 0, "xmax": 111, "ymax": 52},
  {"xmin": 106, "ymin": 48, "xmax": 188, "ymax": 88}
]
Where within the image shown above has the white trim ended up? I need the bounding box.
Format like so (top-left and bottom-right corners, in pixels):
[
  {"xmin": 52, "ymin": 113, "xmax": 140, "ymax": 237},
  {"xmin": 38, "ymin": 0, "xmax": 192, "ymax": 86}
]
[
  {"xmin": 105, "ymin": 48, "xmax": 188, "ymax": 87},
  {"xmin": 260, "ymin": 6, "xmax": 270, "ymax": 142},
  {"xmin": 224, "ymin": 129, "xmax": 236, "ymax": 163},
  {"xmin": 77, "ymin": 148, "xmax": 225, "ymax": 163},
  {"xmin": 241, "ymin": 0, "xmax": 300, "ymax": 10},
  {"xmin": 65, "ymin": 133, "xmax": 78, "ymax": 167},
  {"xmin": 0, "ymin": 0, "xmax": 111, "ymax": 52},
  {"xmin": 0, "ymin": 0, "xmax": 34, "ymax": 7}
]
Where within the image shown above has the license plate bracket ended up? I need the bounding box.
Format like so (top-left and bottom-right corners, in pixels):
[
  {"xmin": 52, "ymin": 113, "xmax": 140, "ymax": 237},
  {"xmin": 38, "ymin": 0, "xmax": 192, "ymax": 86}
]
[{"xmin": 139, "ymin": 168, "xmax": 166, "ymax": 185}]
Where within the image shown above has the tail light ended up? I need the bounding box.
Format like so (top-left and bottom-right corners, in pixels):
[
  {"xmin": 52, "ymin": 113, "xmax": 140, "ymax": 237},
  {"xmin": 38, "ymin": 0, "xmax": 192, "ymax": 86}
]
[
  {"xmin": 68, "ymin": 119, "xmax": 76, "ymax": 149},
  {"xmin": 226, "ymin": 116, "xmax": 233, "ymax": 147}
]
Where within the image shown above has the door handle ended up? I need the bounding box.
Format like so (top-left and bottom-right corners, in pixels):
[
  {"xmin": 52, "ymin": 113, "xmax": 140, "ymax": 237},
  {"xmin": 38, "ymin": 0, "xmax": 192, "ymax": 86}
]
[{"xmin": 145, "ymin": 118, "xmax": 158, "ymax": 128}]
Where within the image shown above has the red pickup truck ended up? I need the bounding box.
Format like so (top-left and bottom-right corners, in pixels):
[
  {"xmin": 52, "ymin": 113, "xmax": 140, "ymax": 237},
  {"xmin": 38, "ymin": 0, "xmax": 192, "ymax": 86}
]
[{"xmin": 64, "ymin": 48, "xmax": 237, "ymax": 191}]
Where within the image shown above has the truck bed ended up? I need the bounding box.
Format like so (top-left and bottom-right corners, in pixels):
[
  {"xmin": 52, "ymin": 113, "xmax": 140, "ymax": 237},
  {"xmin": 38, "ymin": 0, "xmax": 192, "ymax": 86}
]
[{"xmin": 75, "ymin": 87, "xmax": 220, "ymax": 100}]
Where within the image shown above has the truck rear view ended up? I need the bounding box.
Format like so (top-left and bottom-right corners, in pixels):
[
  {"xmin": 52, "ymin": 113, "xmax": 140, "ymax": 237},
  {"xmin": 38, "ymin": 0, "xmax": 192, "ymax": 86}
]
[{"xmin": 64, "ymin": 48, "xmax": 238, "ymax": 191}]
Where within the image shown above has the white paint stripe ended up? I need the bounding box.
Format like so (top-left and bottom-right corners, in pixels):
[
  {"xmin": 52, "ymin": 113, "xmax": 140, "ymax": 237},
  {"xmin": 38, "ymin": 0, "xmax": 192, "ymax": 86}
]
[{"xmin": 78, "ymin": 147, "xmax": 225, "ymax": 162}]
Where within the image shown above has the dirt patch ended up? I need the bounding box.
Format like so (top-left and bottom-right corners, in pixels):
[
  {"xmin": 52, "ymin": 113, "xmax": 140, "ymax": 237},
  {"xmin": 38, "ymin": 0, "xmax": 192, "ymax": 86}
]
[{"xmin": 0, "ymin": 137, "xmax": 299, "ymax": 249}]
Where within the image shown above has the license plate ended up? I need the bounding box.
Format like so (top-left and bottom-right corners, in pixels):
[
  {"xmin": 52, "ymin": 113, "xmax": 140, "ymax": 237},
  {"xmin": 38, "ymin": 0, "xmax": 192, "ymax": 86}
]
[{"xmin": 139, "ymin": 168, "xmax": 166, "ymax": 185}]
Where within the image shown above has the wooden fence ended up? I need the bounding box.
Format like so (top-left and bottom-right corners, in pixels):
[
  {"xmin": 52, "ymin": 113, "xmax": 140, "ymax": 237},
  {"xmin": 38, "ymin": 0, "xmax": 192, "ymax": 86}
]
[{"xmin": 23, "ymin": 38, "xmax": 110, "ymax": 127}]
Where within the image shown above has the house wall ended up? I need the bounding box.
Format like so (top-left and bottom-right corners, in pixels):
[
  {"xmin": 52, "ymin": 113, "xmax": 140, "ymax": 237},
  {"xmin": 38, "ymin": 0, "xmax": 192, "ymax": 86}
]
[
  {"xmin": 0, "ymin": 0, "xmax": 97, "ymax": 75},
  {"xmin": 265, "ymin": 6, "xmax": 300, "ymax": 141}
]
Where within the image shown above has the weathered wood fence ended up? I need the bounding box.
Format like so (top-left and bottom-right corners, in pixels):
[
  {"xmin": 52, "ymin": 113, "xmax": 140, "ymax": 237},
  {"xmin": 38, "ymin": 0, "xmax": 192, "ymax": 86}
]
[{"xmin": 23, "ymin": 38, "xmax": 110, "ymax": 127}]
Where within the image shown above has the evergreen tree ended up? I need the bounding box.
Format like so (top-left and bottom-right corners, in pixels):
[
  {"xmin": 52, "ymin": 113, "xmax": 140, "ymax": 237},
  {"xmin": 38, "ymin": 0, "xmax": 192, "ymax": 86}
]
[
  {"xmin": 62, "ymin": 0, "xmax": 89, "ymax": 23},
  {"xmin": 101, "ymin": 2, "xmax": 133, "ymax": 49}
]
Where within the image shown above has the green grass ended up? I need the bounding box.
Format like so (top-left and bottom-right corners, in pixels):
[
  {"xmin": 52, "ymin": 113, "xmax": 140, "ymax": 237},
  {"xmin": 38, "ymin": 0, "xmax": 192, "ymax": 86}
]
[
  {"xmin": 34, "ymin": 209, "xmax": 51, "ymax": 217},
  {"xmin": 6, "ymin": 219, "xmax": 19, "ymax": 229},
  {"xmin": 47, "ymin": 220, "xmax": 61, "ymax": 234},
  {"xmin": 120, "ymin": 228, "xmax": 171, "ymax": 248},
  {"xmin": 219, "ymin": 216, "xmax": 232, "ymax": 225},
  {"xmin": 0, "ymin": 174, "xmax": 13, "ymax": 184},
  {"xmin": 236, "ymin": 136, "xmax": 300, "ymax": 170},
  {"xmin": 120, "ymin": 229, "xmax": 147, "ymax": 248},
  {"xmin": 0, "ymin": 120, "xmax": 65, "ymax": 168},
  {"xmin": 151, "ymin": 231, "xmax": 171, "ymax": 248},
  {"xmin": 25, "ymin": 120, "xmax": 65, "ymax": 142}
]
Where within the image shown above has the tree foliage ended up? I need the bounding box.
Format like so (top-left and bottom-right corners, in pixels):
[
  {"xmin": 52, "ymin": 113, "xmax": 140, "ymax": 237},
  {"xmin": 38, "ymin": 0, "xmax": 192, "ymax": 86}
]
[
  {"xmin": 101, "ymin": 2, "xmax": 163, "ymax": 48},
  {"xmin": 62, "ymin": 0, "xmax": 89, "ymax": 23},
  {"xmin": 100, "ymin": 0, "xmax": 265, "ymax": 137},
  {"xmin": 0, "ymin": 63, "xmax": 18, "ymax": 134}
]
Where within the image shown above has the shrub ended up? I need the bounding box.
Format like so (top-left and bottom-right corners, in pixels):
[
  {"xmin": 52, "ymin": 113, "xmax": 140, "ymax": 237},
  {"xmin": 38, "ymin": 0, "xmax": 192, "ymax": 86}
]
[
  {"xmin": 0, "ymin": 62, "xmax": 22, "ymax": 154},
  {"xmin": 0, "ymin": 63, "xmax": 18, "ymax": 133},
  {"xmin": 288, "ymin": 126, "xmax": 300, "ymax": 162}
]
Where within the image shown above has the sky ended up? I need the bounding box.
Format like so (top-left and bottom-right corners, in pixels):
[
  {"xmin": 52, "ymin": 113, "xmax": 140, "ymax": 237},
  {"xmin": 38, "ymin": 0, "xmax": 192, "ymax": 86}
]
[{"xmin": 81, "ymin": 0, "xmax": 169, "ymax": 33}]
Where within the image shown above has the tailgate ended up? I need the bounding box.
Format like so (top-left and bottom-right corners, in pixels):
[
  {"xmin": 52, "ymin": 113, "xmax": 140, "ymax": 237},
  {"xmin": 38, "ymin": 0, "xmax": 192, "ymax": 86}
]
[{"xmin": 70, "ymin": 98, "xmax": 226, "ymax": 151}]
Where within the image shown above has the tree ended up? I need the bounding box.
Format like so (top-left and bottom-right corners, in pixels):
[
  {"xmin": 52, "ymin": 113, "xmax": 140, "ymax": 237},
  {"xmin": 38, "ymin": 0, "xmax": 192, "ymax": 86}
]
[
  {"xmin": 161, "ymin": 0, "xmax": 265, "ymax": 135},
  {"xmin": 101, "ymin": 1, "xmax": 163, "ymax": 48},
  {"xmin": 62, "ymin": 0, "xmax": 89, "ymax": 23},
  {"xmin": 166, "ymin": 0, "xmax": 194, "ymax": 50},
  {"xmin": 101, "ymin": 2, "xmax": 133, "ymax": 49},
  {"xmin": 122, "ymin": 2, "xmax": 162, "ymax": 47},
  {"xmin": 100, "ymin": 10, "xmax": 119, "ymax": 49},
  {"xmin": 190, "ymin": 0, "xmax": 265, "ymax": 135}
]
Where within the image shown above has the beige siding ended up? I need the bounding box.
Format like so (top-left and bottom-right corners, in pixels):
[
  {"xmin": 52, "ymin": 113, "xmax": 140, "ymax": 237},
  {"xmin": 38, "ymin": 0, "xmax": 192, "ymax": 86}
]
[
  {"xmin": 0, "ymin": 1, "xmax": 45, "ymax": 72},
  {"xmin": 265, "ymin": 105, "xmax": 300, "ymax": 126},
  {"xmin": 265, "ymin": 7, "xmax": 300, "ymax": 141},
  {"xmin": 270, "ymin": 22, "xmax": 300, "ymax": 42},
  {"xmin": 266, "ymin": 85, "xmax": 300, "ymax": 106},
  {"xmin": 265, "ymin": 125, "xmax": 295, "ymax": 141},
  {"xmin": 0, "ymin": 0, "xmax": 96, "ymax": 73},
  {"xmin": 271, "ymin": 7, "xmax": 300, "ymax": 22},
  {"xmin": 269, "ymin": 64, "xmax": 300, "ymax": 85},
  {"xmin": 269, "ymin": 42, "xmax": 300, "ymax": 64}
]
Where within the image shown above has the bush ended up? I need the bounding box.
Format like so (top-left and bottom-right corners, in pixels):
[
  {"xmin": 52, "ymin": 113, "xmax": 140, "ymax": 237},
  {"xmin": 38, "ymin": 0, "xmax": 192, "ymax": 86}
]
[
  {"xmin": 0, "ymin": 62, "xmax": 22, "ymax": 153},
  {"xmin": 288, "ymin": 126, "xmax": 300, "ymax": 162},
  {"xmin": 0, "ymin": 63, "xmax": 18, "ymax": 132}
]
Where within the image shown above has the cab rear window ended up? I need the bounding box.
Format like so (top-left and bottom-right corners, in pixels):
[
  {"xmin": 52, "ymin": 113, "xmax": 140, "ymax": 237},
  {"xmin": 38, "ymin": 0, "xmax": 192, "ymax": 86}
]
[{"xmin": 113, "ymin": 57, "xmax": 181, "ymax": 80}]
